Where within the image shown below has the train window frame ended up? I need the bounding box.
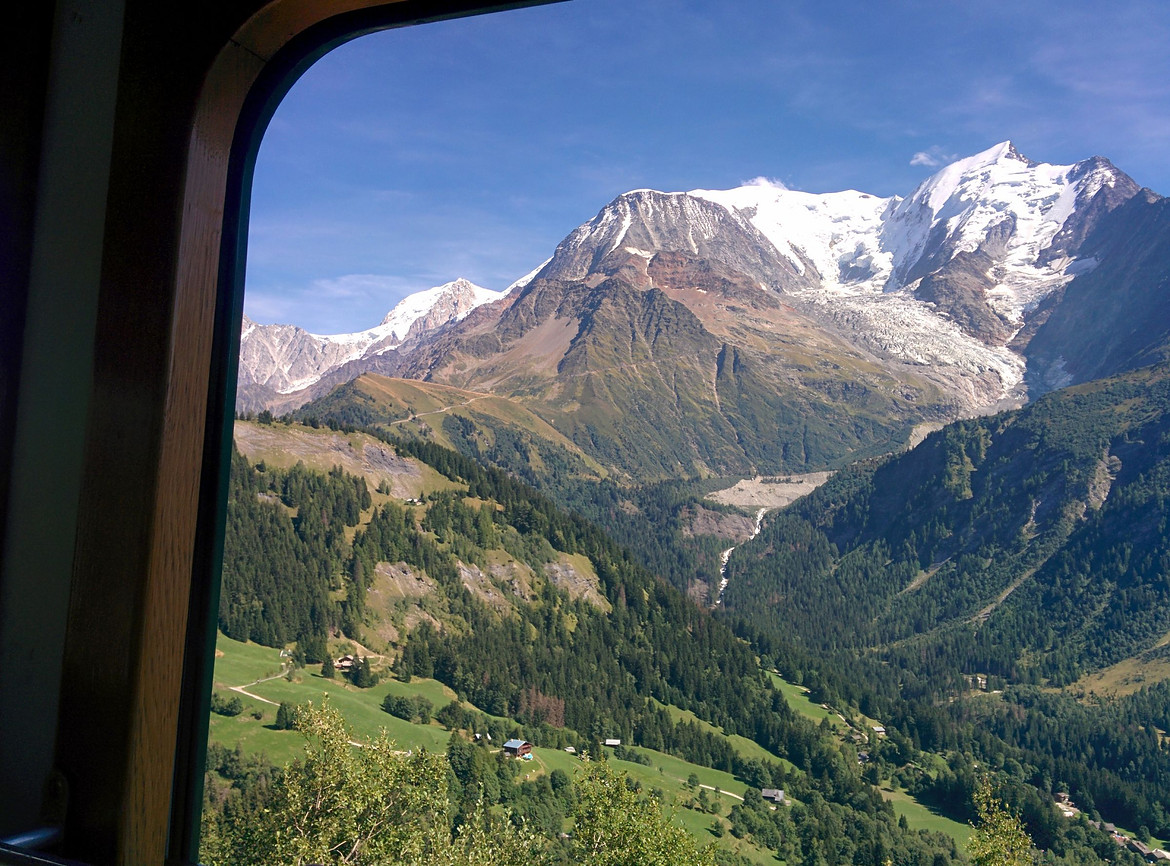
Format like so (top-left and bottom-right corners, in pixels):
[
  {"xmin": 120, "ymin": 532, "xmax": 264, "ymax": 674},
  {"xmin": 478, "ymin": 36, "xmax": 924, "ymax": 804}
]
[
  {"xmin": 177, "ymin": 4, "xmax": 565, "ymax": 861},
  {"xmin": 0, "ymin": 2, "xmax": 559, "ymax": 864}
]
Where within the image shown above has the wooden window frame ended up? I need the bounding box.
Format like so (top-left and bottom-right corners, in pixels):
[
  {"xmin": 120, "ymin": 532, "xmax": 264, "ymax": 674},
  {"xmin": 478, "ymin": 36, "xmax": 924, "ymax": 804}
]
[{"xmin": 1, "ymin": 2, "xmax": 558, "ymax": 863}]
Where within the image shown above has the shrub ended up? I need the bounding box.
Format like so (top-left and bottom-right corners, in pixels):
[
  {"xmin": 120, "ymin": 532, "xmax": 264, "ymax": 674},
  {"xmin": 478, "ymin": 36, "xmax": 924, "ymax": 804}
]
[{"xmin": 210, "ymin": 692, "xmax": 243, "ymax": 717}]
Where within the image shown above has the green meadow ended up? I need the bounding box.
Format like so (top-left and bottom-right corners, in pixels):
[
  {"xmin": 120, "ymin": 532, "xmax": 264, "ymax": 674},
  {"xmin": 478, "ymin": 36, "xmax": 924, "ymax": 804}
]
[{"xmin": 209, "ymin": 632, "xmax": 781, "ymax": 860}]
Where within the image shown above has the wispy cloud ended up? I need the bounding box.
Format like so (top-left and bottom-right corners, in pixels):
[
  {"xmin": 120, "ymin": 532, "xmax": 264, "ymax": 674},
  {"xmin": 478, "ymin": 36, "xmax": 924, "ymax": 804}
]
[
  {"xmin": 910, "ymin": 147, "xmax": 958, "ymax": 168},
  {"xmin": 743, "ymin": 176, "xmax": 789, "ymax": 190},
  {"xmin": 312, "ymin": 273, "xmax": 415, "ymax": 300}
]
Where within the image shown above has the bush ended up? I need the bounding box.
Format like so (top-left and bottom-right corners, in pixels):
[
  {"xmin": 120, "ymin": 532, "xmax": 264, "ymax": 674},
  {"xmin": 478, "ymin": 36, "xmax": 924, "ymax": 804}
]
[
  {"xmin": 382, "ymin": 694, "xmax": 416, "ymax": 721},
  {"xmin": 211, "ymin": 692, "xmax": 243, "ymax": 717}
]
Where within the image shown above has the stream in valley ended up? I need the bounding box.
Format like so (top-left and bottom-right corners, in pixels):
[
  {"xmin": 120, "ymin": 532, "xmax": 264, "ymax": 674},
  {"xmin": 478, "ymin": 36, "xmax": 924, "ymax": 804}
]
[{"xmin": 714, "ymin": 507, "xmax": 767, "ymax": 605}]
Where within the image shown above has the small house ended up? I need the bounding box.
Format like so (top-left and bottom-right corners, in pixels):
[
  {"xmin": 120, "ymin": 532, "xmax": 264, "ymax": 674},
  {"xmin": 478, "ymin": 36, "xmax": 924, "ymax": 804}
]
[
  {"xmin": 761, "ymin": 788, "xmax": 786, "ymax": 804},
  {"xmin": 871, "ymin": 725, "xmax": 886, "ymax": 737},
  {"xmin": 604, "ymin": 738, "xmax": 621, "ymax": 747},
  {"xmin": 503, "ymin": 738, "xmax": 532, "ymax": 758},
  {"xmin": 563, "ymin": 746, "xmax": 577, "ymax": 754},
  {"xmin": 1128, "ymin": 840, "xmax": 1153, "ymax": 859}
]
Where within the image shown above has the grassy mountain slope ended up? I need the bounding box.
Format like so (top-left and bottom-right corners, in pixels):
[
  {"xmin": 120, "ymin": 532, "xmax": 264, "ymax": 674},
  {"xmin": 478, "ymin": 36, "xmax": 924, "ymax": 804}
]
[
  {"xmin": 290, "ymin": 374, "xmax": 748, "ymax": 600},
  {"xmin": 212, "ymin": 421, "xmax": 970, "ymax": 865},
  {"xmin": 293, "ymin": 374, "xmax": 608, "ymax": 483},
  {"xmin": 395, "ymin": 252, "xmax": 954, "ymax": 481}
]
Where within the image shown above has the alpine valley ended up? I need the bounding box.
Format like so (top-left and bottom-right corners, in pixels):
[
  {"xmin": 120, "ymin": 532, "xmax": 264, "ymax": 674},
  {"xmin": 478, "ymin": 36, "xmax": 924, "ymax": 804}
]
[{"xmin": 206, "ymin": 143, "xmax": 1170, "ymax": 865}]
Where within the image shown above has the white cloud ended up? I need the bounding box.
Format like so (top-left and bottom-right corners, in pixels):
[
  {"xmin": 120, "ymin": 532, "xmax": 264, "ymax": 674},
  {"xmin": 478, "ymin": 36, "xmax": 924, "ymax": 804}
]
[
  {"xmin": 743, "ymin": 175, "xmax": 789, "ymax": 190},
  {"xmin": 910, "ymin": 146, "xmax": 958, "ymax": 168}
]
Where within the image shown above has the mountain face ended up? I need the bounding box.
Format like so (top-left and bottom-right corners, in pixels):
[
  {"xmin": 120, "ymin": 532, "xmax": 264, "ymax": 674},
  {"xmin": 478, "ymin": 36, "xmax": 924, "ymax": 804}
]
[
  {"xmin": 241, "ymin": 143, "xmax": 1170, "ymax": 481},
  {"xmin": 395, "ymin": 260, "xmax": 937, "ymax": 481},
  {"xmin": 1023, "ymin": 188, "xmax": 1170, "ymax": 390},
  {"xmin": 236, "ymin": 278, "xmax": 502, "ymax": 412}
]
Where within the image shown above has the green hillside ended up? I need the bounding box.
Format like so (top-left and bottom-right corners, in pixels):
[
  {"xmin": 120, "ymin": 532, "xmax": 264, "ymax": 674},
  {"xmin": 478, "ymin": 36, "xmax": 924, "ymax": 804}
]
[
  {"xmin": 724, "ymin": 362, "xmax": 1170, "ymax": 841},
  {"xmin": 206, "ymin": 409, "xmax": 1163, "ymax": 864},
  {"xmin": 205, "ymin": 423, "xmax": 969, "ymax": 864},
  {"xmin": 290, "ymin": 376, "xmax": 754, "ymax": 600},
  {"xmin": 726, "ymin": 362, "xmax": 1170, "ymax": 685}
]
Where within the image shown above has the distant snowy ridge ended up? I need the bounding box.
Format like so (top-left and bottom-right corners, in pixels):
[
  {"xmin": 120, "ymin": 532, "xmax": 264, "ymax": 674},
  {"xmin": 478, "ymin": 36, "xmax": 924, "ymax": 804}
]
[
  {"xmin": 239, "ymin": 277, "xmax": 503, "ymax": 397},
  {"xmin": 693, "ymin": 141, "xmax": 1124, "ymax": 314}
]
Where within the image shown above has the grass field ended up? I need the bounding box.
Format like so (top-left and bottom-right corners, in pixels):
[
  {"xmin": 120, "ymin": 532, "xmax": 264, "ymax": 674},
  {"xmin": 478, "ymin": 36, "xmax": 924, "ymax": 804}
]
[
  {"xmin": 1073, "ymin": 647, "xmax": 1170, "ymax": 697},
  {"xmin": 880, "ymin": 786, "xmax": 972, "ymax": 846},
  {"xmin": 207, "ymin": 633, "xmax": 459, "ymax": 765},
  {"xmin": 208, "ymin": 632, "xmax": 784, "ymax": 861},
  {"xmin": 660, "ymin": 700, "xmax": 796, "ymax": 772},
  {"xmin": 767, "ymin": 672, "xmax": 843, "ymax": 727}
]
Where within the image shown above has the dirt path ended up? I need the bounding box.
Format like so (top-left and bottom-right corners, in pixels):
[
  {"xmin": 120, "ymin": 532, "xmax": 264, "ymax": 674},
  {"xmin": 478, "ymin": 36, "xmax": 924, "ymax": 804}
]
[
  {"xmin": 229, "ymin": 668, "xmax": 289, "ymax": 706},
  {"xmin": 697, "ymin": 783, "xmax": 744, "ymax": 801},
  {"xmin": 973, "ymin": 569, "xmax": 1035, "ymax": 622},
  {"xmin": 387, "ymin": 396, "xmax": 489, "ymax": 425}
]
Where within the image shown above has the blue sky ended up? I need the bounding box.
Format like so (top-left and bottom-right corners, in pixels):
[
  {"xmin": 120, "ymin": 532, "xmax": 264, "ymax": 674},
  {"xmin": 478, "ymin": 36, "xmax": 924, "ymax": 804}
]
[{"xmin": 245, "ymin": 0, "xmax": 1170, "ymax": 334}]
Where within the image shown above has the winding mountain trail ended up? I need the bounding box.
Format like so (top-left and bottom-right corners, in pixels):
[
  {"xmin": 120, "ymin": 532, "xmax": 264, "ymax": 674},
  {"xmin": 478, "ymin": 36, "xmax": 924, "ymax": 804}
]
[
  {"xmin": 714, "ymin": 507, "xmax": 767, "ymax": 606},
  {"xmin": 387, "ymin": 395, "xmax": 489, "ymax": 425},
  {"xmin": 228, "ymin": 667, "xmax": 291, "ymax": 706}
]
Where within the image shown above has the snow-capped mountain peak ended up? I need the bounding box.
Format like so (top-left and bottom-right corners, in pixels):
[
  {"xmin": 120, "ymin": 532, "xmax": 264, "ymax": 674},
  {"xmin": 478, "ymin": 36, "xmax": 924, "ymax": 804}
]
[
  {"xmin": 912, "ymin": 140, "xmax": 1027, "ymax": 214},
  {"xmin": 879, "ymin": 142, "xmax": 1132, "ymax": 309},
  {"xmin": 375, "ymin": 277, "xmax": 503, "ymax": 342},
  {"xmin": 237, "ymin": 278, "xmax": 503, "ymax": 406},
  {"xmin": 239, "ymin": 144, "xmax": 1146, "ymax": 419},
  {"xmin": 690, "ymin": 184, "xmax": 894, "ymax": 288}
]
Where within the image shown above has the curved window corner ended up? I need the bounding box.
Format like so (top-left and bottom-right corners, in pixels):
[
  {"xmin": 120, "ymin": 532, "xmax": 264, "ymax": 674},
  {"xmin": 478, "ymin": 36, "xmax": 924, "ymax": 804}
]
[{"xmin": 0, "ymin": 2, "xmax": 554, "ymax": 864}]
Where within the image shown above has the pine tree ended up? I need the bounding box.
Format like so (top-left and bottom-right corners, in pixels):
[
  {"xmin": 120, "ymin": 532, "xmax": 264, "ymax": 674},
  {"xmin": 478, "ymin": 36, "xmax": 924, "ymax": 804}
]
[
  {"xmin": 321, "ymin": 655, "xmax": 335, "ymax": 679},
  {"xmin": 351, "ymin": 656, "xmax": 376, "ymax": 689},
  {"xmin": 274, "ymin": 701, "xmax": 297, "ymax": 731}
]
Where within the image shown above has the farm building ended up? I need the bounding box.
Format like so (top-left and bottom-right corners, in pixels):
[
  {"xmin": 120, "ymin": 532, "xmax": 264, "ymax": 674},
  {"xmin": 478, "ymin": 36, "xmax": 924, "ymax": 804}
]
[{"xmin": 503, "ymin": 738, "xmax": 533, "ymax": 758}]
